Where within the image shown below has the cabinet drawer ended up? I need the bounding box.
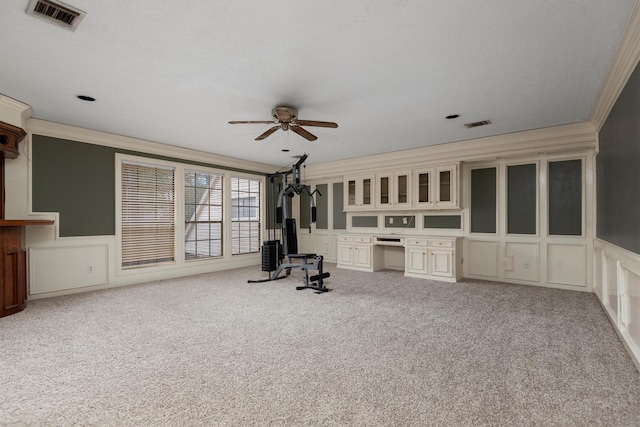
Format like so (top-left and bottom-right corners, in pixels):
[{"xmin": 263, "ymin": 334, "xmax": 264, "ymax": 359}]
[
  {"xmin": 405, "ymin": 238, "xmax": 428, "ymax": 246},
  {"xmin": 429, "ymin": 239, "xmax": 454, "ymax": 248},
  {"xmin": 354, "ymin": 236, "xmax": 372, "ymax": 243},
  {"xmin": 338, "ymin": 236, "xmax": 354, "ymax": 242}
]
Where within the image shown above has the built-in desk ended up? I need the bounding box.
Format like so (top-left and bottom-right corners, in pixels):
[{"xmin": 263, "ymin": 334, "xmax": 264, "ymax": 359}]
[{"xmin": 337, "ymin": 234, "xmax": 462, "ymax": 282}]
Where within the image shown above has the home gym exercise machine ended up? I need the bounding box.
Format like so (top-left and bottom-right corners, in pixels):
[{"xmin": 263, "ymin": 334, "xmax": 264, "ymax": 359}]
[{"xmin": 248, "ymin": 154, "xmax": 330, "ymax": 292}]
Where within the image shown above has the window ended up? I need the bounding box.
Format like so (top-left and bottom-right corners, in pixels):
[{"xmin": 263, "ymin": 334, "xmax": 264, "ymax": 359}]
[
  {"xmin": 231, "ymin": 177, "xmax": 261, "ymax": 254},
  {"xmin": 184, "ymin": 170, "xmax": 223, "ymax": 260},
  {"xmin": 121, "ymin": 161, "xmax": 175, "ymax": 268}
]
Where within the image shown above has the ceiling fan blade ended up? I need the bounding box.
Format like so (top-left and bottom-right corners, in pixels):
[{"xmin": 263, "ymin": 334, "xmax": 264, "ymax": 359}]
[
  {"xmin": 290, "ymin": 125, "xmax": 317, "ymax": 141},
  {"xmin": 255, "ymin": 126, "xmax": 280, "ymax": 140},
  {"xmin": 229, "ymin": 120, "xmax": 275, "ymax": 124},
  {"xmin": 295, "ymin": 120, "xmax": 338, "ymax": 128}
]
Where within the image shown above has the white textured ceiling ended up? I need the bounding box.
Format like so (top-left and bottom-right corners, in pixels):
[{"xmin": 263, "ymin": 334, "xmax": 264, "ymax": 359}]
[{"xmin": 0, "ymin": 1, "xmax": 635, "ymax": 166}]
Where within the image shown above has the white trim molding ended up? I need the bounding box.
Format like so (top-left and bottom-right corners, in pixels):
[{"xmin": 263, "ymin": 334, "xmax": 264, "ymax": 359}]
[
  {"xmin": 590, "ymin": 0, "xmax": 640, "ymax": 132},
  {"xmin": 304, "ymin": 121, "xmax": 596, "ymax": 180},
  {"xmin": 0, "ymin": 94, "xmax": 33, "ymax": 128}
]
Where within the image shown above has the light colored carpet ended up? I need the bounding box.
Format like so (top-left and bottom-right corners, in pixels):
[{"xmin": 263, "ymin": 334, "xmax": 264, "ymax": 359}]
[{"xmin": 1, "ymin": 265, "xmax": 639, "ymax": 426}]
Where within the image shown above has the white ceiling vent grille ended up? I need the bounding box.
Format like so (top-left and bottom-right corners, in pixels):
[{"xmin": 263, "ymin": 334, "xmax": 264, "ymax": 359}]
[
  {"xmin": 464, "ymin": 120, "xmax": 492, "ymax": 129},
  {"xmin": 26, "ymin": 0, "xmax": 86, "ymax": 31}
]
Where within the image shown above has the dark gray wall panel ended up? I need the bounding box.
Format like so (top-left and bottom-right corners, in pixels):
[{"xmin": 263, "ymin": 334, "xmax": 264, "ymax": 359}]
[
  {"xmin": 352, "ymin": 216, "xmax": 378, "ymax": 228},
  {"xmin": 299, "ymin": 191, "xmax": 311, "ymax": 228},
  {"xmin": 548, "ymin": 159, "xmax": 582, "ymax": 236},
  {"xmin": 471, "ymin": 167, "xmax": 497, "ymax": 233},
  {"xmin": 424, "ymin": 215, "xmax": 462, "ymax": 229},
  {"xmin": 315, "ymin": 184, "xmax": 328, "ymax": 229},
  {"xmin": 508, "ymin": 164, "xmax": 537, "ymax": 234},
  {"xmin": 333, "ymin": 182, "xmax": 346, "ymax": 230},
  {"xmin": 32, "ymin": 136, "xmax": 116, "ymax": 236},
  {"xmin": 597, "ymin": 61, "xmax": 640, "ymax": 254}
]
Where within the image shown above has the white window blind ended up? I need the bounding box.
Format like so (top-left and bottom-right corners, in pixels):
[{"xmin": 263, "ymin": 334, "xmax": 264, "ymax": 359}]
[
  {"xmin": 121, "ymin": 162, "xmax": 176, "ymax": 268},
  {"xmin": 184, "ymin": 170, "xmax": 223, "ymax": 260},
  {"xmin": 231, "ymin": 177, "xmax": 261, "ymax": 255}
]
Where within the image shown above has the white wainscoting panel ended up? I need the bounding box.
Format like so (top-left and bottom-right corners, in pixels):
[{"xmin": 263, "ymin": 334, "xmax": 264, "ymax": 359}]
[
  {"xmin": 593, "ymin": 246, "xmax": 604, "ymax": 300},
  {"xmin": 623, "ymin": 268, "xmax": 640, "ymax": 362},
  {"xmin": 30, "ymin": 245, "xmax": 108, "ymax": 294},
  {"xmin": 546, "ymin": 243, "xmax": 586, "ymax": 287},
  {"xmin": 603, "ymin": 251, "xmax": 619, "ymax": 319},
  {"xmin": 505, "ymin": 242, "xmax": 539, "ymax": 282},
  {"xmin": 593, "ymin": 239, "xmax": 640, "ymax": 371},
  {"xmin": 467, "ymin": 240, "xmax": 499, "ymax": 278}
]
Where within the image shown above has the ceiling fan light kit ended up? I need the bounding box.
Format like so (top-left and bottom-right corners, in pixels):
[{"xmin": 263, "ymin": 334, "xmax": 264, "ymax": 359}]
[{"xmin": 229, "ymin": 107, "xmax": 338, "ymax": 141}]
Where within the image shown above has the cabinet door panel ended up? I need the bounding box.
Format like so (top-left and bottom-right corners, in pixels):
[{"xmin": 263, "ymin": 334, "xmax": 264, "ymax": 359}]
[
  {"xmin": 362, "ymin": 178, "xmax": 372, "ymax": 207},
  {"xmin": 396, "ymin": 173, "xmax": 409, "ymax": 205},
  {"xmin": 429, "ymin": 249, "xmax": 453, "ymax": 277},
  {"xmin": 376, "ymin": 174, "xmax": 393, "ymax": 208},
  {"xmin": 338, "ymin": 244, "xmax": 353, "ymax": 265},
  {"xmin": 346, "ymin": 179, "xmax": 356, "ymax": 208},
  {"xmin": 406, "ymin": 248, "xmax": 427, "ymax": 274},
  {"xmin": 354, "ymin": 245, "xmax": 372, "ymax": 268}
]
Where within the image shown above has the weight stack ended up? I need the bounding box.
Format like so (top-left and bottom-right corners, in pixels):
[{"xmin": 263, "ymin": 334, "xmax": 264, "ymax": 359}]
[{"xmin": 261, "ymin": 240, "xmax": 280, "ymax": 272}]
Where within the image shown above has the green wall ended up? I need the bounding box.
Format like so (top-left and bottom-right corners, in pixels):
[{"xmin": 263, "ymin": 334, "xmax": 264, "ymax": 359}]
[
  {"xmin": 32, "ymin": 135, "xmax": 264, "ymax": 237},
  {"xmin": 597, "ymin": 61, "xmax": 640, "ymax": 254}
]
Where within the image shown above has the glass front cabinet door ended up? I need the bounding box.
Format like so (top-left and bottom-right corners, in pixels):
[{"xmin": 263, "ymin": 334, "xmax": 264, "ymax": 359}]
[
  {"xmin": 414, "ymin": 168, "xmax": 433, "ymax": 208},
  {"xmin": 413, "ymin": 165, "xmax": 457, "ymax": 208},
  {"xmin": 377, "ymin": 171, "xmax": 412, "ymax": 208},
  {"xmin": 435, "ymin": 165, "xmax": 457, "ymax": 208},
  {"xmin": 344, "ymin": 175, "xmax": 374, "ymax": 210}
]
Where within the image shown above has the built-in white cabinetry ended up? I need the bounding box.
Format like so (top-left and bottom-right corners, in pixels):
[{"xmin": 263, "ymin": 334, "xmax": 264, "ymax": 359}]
[
  {"xmin": 344, "ymin": 175, "xmax": 374, "ymax": 210},
  {"xmin": 344, "ymin": 164, "xmax": 458, "ymax": 211},
  {"xmin": 337, "ymin": 235, "xmax": 382, "ymax": 271},
  {"xmin": 337, "ymin": 234, "xmax": 461, "ymax": 282},
  {"xmin": 413, "ymin": 165, "xmax": 458, "ymax": 208},
  {"xmin": 404, "ymin": 237, "xmax": 461, "ymax": 282},
  {"xmin": 376, "ymin": 170, "xmax": 412, "ymax": 209}
]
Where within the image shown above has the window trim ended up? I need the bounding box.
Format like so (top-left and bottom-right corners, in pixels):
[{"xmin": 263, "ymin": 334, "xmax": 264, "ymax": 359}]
[
  {"xmin": 230, "ymin": 174, "xmax": 263, "ymax": 256},
  {"xmin": 116, "ymin": 154, "xmax": 178, "ymax": 275},
  {"xmin": 184, "ymin": 168, "xmax": 224, "ymax": 261}
]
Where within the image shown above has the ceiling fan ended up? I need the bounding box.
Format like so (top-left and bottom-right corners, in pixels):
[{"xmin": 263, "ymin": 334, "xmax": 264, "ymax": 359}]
[{"xmin": 229, "ymin": 107, "xmax": 338, "ymax": 141}]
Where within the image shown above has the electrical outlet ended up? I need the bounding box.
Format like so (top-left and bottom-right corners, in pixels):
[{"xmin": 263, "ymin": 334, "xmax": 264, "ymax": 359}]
[
  {"xmin": 502, "ymin": 257, "xmax": 513, "ymax": 271},
  {"xmin": 402, "ymin": 217, "xmax": 408, "ymax": 225},
  {"xmin": 389, "ymin": 217, "xmax": 394, "ymax": 224},
  {"xmin": 87, "ymin": 265, "xmax": 93, "ymax": 274}
]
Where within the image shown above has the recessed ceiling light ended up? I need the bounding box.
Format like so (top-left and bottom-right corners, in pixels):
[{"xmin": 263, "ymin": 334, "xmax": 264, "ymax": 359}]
[
  {"xmin": 446, "ymin": 114, "xmax": 459, "ymax": 119},
  {"xmin": 281, "ymin": 149, "xmax": 290, "ymax": 152},
  {"xmin": 77, "ymin": 95, "xmax": 95, "ymax": 101}
]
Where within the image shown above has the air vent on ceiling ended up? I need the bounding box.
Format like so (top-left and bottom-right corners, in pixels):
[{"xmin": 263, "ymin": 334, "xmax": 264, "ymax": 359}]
[
  {"xmin": 26, "ymin": 0, "xmax": 86, "ymax": 31},
  {"xmin": 464, "ymin": 120, "xmax": 492, "ymax": 129}
]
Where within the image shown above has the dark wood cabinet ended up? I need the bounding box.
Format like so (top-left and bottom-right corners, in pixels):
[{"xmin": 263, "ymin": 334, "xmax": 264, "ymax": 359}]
[
  {"xmin": 1, "ymin": 226, "xmax": 26, "ymax": 317},
  {"xmin": 0, "ymin": 221, "xmax": 52, "ymax": 317},
  {"xmin": 0, "ymin": 121, "xmax": 54, "ymax": 317}
]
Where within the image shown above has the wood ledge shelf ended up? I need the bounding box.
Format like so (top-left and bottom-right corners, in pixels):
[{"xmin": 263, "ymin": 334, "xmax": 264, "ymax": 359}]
[{"xmin": 0, "ymin": 219, "xmax": 54, "ymax": 227}]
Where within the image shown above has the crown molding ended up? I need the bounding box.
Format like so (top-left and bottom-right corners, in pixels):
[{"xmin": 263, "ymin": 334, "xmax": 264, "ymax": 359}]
[
  {"xmin": 304, "ymin": 122, "xmax": 597, "ymax": 180},
  {"xmin": 590, "ymin": 0, "xmax": 640, "ymax": 131},
  {"xmin": 26, "ymin": 118, "xmax": 277, "ymax": 174},
  {"xmin": 0, "ymin": 94, "xmax": 33, "ymax": 128}
]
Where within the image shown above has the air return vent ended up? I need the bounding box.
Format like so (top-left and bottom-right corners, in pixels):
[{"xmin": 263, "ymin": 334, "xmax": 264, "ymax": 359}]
[
  {"xmin": 464, "ymin": 120, "xmax": 492, "ymax": 129},
  {"xmin": 26, "ymin": 0, "xmax": 86, "ymax": 30}
]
